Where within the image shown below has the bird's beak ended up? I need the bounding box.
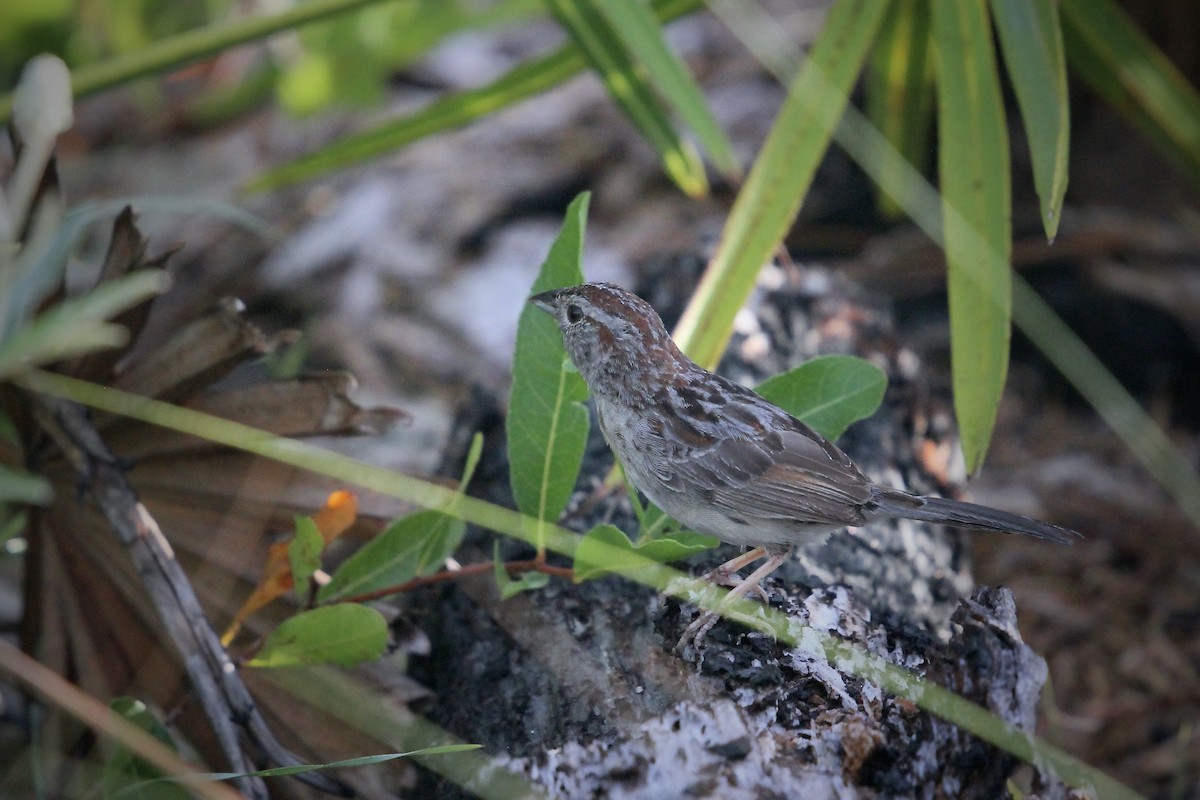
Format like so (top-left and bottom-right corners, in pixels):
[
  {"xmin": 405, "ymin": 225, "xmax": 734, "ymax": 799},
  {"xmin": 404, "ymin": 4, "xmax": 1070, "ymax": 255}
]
[{"xmin": 528, "ymin": 288, "xmax": 561, "ymax": 315}]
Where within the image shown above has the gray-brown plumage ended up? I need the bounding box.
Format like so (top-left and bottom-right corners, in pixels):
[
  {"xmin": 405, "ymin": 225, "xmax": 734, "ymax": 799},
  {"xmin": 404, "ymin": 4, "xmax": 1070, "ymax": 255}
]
[{"xmin": 531, "ymin": 283, "xmax": 1079, "ymax": 639}]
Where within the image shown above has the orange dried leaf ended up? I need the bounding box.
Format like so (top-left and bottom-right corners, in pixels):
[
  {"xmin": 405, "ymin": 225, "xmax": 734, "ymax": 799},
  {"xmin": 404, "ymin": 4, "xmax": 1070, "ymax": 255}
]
[
  {"xmin": 220, "ymin": 492, "xmax": 355, "ymax": 645},
  {"xmin": 312, "ymin": 490, "xmax": 357, "ymax": 545},
  {"xmin": 221, "ymin": 540, "xmax": 295, "ymax": 646}
]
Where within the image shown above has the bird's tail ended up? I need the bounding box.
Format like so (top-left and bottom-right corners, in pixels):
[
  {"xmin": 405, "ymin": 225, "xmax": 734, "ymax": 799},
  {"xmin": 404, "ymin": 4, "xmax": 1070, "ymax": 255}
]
[{"xmin": 871, "ymin": 490, "xmax": 1081, "ymax": 544}]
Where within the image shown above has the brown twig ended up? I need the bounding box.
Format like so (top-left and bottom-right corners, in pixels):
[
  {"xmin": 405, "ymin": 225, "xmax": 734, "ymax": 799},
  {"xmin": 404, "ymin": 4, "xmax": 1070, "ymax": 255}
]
[
  {"xmin": 337, "ymin": 559, "xmax": 574, "ymax": 605},
  {"xmin": 28, "ymin": 393, "xmax": 351, "ymax": 799}
]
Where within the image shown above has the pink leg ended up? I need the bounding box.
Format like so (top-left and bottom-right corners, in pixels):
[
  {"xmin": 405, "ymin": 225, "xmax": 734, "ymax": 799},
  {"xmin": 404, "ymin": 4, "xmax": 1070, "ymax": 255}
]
[
  {"xmin": 703, "ymin": 546, "xmax": 767, "ymax": 585},
  {"xmin": 678, "ymin": 550, "xmax": 791, "ymax": 650}
]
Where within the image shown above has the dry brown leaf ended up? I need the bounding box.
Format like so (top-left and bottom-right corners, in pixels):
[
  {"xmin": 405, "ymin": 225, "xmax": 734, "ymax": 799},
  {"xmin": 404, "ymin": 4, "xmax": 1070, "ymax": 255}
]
[
  {"xmin": 6, "ymin": 207, "xmax": 423, "ymax": 798},
  {"xmin": 222, "ymin": 490, "xmax": 360, "ymax": 646}
]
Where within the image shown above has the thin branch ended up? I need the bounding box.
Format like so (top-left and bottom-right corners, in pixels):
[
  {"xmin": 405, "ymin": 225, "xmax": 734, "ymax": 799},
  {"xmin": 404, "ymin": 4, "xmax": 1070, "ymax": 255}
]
[
  {"xmin": 337, "ymin": 559, "xmax": 574, "ymax": 605},
  {"xmin": 29, "ymin": 392, "xmax": 351, "ymax": 798}
]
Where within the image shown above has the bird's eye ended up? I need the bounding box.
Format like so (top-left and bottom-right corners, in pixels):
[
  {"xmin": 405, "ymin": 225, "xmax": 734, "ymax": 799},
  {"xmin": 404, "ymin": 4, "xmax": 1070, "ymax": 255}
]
[{"xmin": 566, "ymin": 303, "xmax": 584, "ymax": 324}]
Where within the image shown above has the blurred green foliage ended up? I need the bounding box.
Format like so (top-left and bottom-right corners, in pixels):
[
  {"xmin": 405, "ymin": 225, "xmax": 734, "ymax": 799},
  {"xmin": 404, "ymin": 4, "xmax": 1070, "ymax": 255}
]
[{"xmin": 0, "ymin": 0, "xmax": 539, "ymax": 117}]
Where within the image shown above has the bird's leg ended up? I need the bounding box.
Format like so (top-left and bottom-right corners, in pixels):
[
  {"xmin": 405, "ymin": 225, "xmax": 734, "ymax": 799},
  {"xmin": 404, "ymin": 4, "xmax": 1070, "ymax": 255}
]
[
  {"xmin": 660, "ymin": 546, "xmax": 768, "ymax": 604},
  {"xmin": 677, "ymin": 550, "xmax": 791, "ymax": 651},
  {"xmin": 701, "ymin": 546, "xmax": 770, "ymax": 600}
]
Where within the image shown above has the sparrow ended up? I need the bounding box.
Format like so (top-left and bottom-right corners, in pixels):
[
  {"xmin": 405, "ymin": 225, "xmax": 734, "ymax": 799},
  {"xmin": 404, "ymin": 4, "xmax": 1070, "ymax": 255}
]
[{"xmin": 530, "ymin": 283, "xmax": 1079, "ymax": 641}]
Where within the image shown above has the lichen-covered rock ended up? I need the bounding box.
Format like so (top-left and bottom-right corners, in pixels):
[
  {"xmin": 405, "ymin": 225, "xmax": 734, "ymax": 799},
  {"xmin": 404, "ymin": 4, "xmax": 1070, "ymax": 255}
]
[{"xmin": 413, "ymin": 266, "xmax": 1051, "ymax": 798}]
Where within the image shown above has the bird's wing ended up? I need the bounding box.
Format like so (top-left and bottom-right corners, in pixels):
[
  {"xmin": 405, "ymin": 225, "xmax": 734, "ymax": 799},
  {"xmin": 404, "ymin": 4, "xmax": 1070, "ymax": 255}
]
[{"xmin": 649, "ymin": 380, "xmax": 873, "ymax": 527}]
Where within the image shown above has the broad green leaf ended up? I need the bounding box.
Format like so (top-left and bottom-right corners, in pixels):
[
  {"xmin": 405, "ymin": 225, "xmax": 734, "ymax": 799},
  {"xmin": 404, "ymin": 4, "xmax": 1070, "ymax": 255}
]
[
  {"xmin": 493, "ymin": 542, "xmax": 551, "ymax": 599},
  {"xmin": 546, "ymin": 0, "xmax": 707, "ymax": 197},
  {"xmin": 506, "ymin": 192, "xmax": 590, "ymax": 554},
  {"xmin": 246, "ymin": 0, "xmax": 704, "ymax": 192},
  {"xmin": 0, "ymin": 464, "xmax": 53, "ymax": 505},
  {"xmin": 102, "ymin": 698, "xmax": 188, "ymax": 800},
  {"xmin": 596, "ymin": 0, "xmax": 738, "ymax": 177},
  {"xmin": 288, "ymin": 516, "xmax": 324, "ymax": 594},
  {"xmin": 248, "ymin": 604, "xmax": 387, "ymax": 667},
  {"xmin": 672, "ymin": 0, "xmax": 889, "ymax": 368},
  {"xmin": 932, "ymin": 0, "xmax": 1011, "ymax": 473},
  {"xmin": 415, "ymin": 514, "xmax": 467, "ymax": 577},
  {"xmin": 317, "ymin": 509, "xmax": 464, "ymax": 602},
  {"xmin": 754, "ymin": 355, "xmax": 887, "ymax": 441},
  {"xmin": 574, "ymin": 524, "xmax": 716, "ymax": 582},
  {"xmin": 864, "ymin": 0, "xmax": 933, "ymax": 219},
  {"xmin": 990, "ymin": 0, "xmax": 1069, "ymax": 240},
  {"xmin": 1061, "ymin": 0, "xmax": 1200, "ymax": 188}
]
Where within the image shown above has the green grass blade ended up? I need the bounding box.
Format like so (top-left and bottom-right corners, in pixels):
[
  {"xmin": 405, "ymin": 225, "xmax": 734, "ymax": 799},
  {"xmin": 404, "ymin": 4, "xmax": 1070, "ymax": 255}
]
[
  {"xmin": 990, "ymin": 0, "xmax": 1069, "ymax": 240},
  {"xmin": 247, "ymin": 0, "xmax": 704, "ymax": 192},
  {"xmin": 864, "ymin": 0, "xmax": 933, "ymax": 219},
  {"xmin": 672, "ymin": 0, "xmax": 889, "ymax": 366},
  {"xmin": 596, "ymin": 0, "xmax": 738, "ymax": 177},
  {"xmin": 118, "ymin": 744, "xmax": 483, "ymax": 794},
  {"xmin": 835, "ymin": 68, "xmax": 1200, "ymax": 539},
  {"xmin": 246, "ymin": 44, "xmax": 582, "ymax": 192},
  {"xmin": 545, "ymin": 0, "xmax": 707, "ymax": 197},
  {"xmin": 19, "ymin": 369, "xmax": 1147, "ymax": 798},
  {"xmin": 1061, "ymin": 0, "xmax": 1200, "ymax": 187},
  {"xmin": 932, "ymin": 0, "xmax": 1011, "ymax": 474},
  {"xmin": 257, "ymin": 667, "xmax": 548, "ymax": 799},
  {"xmin": 0, "ymin": 0, "xmax": 397, "ymax": 124}
]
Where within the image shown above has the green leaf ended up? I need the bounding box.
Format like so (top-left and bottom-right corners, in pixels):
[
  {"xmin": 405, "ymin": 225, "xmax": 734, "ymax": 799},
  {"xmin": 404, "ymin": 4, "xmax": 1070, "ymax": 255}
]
[
  {"xmin": 506, "ymin": 192, "xmax": 591, "ymax": 553},
  {"xmin": 248, "ymin": 604, "xmax": 387, "ymax": 667},
  {"xmin": 415, "ymin": 514, "xmax": 467, "ymax": 577},
  {"xmin": 990, "ymin": 0, "xmax": 1069, "ymax": 240},
  {"xmin": 289, "ymin": 516, "xmax": 324, "ymax": 595},
  {"xmin": 1061, "ymin": 0, "xmax": 1200, "ymax": 189},
  {"xmin": 672, "ymin": 0, "xmax": 889, "ymax": 368},
  {"xmin": 0, "ymin": 270, "xmax": 170, "ymax": 380},
  {"xmin": 246, "ymin": 0, "xmax": 704, "ymax": 192},
  {"xmin": 0, "ymin": 0, "xmax": 398, "ymax": 124},
  {"xmin": 932, "ymin": 0, "xmax": 1012, "ymax": 473},
  {"xmin": 574, "ymin": 523, "xmax": 716, "ymax": 582},
  {"xmin": 493, "ymin": 542, "xmax": 551, "ymax": 600},
  {"xmin": 247, "ymin": 44, "xmax": 580, "ymax": 191},
  {"xmin": 754, "ymin": 355, "xmax": 887, "ymax": 441},
  {"xmin": 546, "ymin": 0, "xmax": 707, "ymax": 197},
  {"xmin": 595, "ymin": 0, "xmax": 738, "ymax": 177},
  {"xmin": 864, "ymin": 0, "xmax": 933, "ymax": 219},
  {"xmin": 102, "ymin": 698, "xmax": 188, "ymax": 800},
  {"xmin": 317, "ymin": 509, "xmax": 464, "ymax": 602},
  {"xmin": 0, "ymin": 464, "xmax": 53, "ymax": 505}
]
